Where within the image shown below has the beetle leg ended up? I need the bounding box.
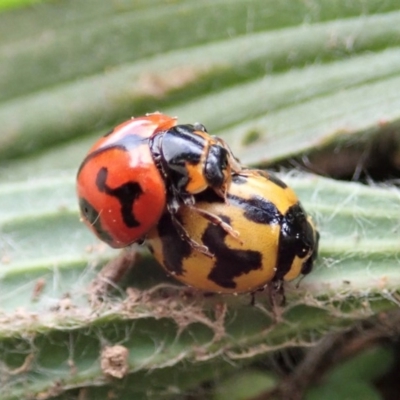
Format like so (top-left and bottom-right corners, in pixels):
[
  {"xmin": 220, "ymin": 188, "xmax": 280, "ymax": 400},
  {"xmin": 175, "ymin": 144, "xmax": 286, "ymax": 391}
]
[
  {"xmin": 166, "ymin": 201, "xmax": 214, "ymax": 258},
  {"xmin": 187, "ymin": 206, "xmax": 243, "ymax": 244},
  {"xmin": 171, "ymin": 215, "xmax": 214, "ymax": 258},
  {"xmin": 212, "ymin": 186, "xmax": 229, "ymax": 204},
  {"xmin": 181, "ymin": 193, "xmax": 195, "ymax": 207},
  {"xmin": 168, "ymin": 190, "xmax": 181, "ymax": 214},
  {"xmin": 264, "ymin": 281, "xmax": 285, "ymax": 321},
  {"xmin": 271, "ymin": 281, "xmax": 286, "ymax": 311}
]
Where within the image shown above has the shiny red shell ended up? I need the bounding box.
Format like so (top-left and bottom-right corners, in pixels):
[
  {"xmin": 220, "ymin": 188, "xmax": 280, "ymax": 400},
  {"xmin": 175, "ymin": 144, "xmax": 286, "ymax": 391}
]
[{"xmin": 76, "ymin": 113, "xmax": 177, "ymax": 248}]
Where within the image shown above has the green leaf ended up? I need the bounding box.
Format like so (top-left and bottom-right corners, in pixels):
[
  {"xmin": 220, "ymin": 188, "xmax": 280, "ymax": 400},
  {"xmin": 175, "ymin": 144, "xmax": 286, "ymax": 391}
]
[
  {"xmin": 0, "ymin": 0, "xmax": 47, "ymax": 11},
  {"xmin": 2, "ymin": 2, "xmax": 400, "ymax": 160},
  {"xmin": 306, "ymin": 346, "xmax": 393, "ymax": 400},
  {"xmin": 306, "ymin": 381, "xmax": 383, "ymax": 400},
  {"xmin": 213, "ymin": 370, "xmax": 277, "ymax": 400},
  {"xmin": 328, "ymin": 346, "xmax": 393, "ymax": 382}
]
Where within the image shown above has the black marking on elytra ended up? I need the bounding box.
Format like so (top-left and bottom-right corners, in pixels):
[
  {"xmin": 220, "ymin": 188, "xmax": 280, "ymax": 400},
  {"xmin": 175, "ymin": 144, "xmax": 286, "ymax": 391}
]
[
  {"xmin": 96, "ymin": 167, "xmax": 143, "ymax": 228},
  {"xmin": 229, "ymin": 194, "xmax": 281, "ymax": 225},
  {"xmin": 157, "ymin": 212, "xmax": 192, "ymax": 276},
  {"xmin": 202, "ymin": 215, "xmax": 262, "ymax": 289},
  {"xmin": 77, "ymin": 134, "xmax": 145, "ymax": 175},
  {"xmin": 301, "ymin": 227, "xmax": 319, "ymax": 275},
  {"xmin": 267, "ymin": 172, "xmax": 288, "ymax": 189},
  {"xmin": 79, "ymin": 197, "xmax": 114, "ymax": 244},
  {"xmin": 300, "ymin": 254, "xmax": 313, "ymax": 276},
  {"xmin": 105, "ymin": 131, "xmax": 146, "ymax": 150},
  {"xmin": 274, "ymin": 203, "xmax": 315, "ymax": 281}
]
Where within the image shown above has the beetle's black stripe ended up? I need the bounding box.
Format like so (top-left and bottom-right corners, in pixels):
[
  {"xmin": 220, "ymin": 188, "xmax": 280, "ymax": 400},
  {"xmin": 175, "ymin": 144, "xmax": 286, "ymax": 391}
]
[
  {"xmin": 202, "ymin": 216, "xmax": 262, "ymax": 289},
  {"xmin": 301, "ymin": 230, "xmax": 319, "ymax": 275},
  {"xmin": 157, "ymin": 212, "xmax": 191, "ymax": 276},
  {"xmin": 273, "ymin": 203, "xmax": 314, "ymax": 281},
  {"xmin": 232, "ymin": 171, "xmax": 288, "ymax": 190},
  {"xmin": 267, "ymin": 172, "xmax": 288, "ymax": 189},
  {"xmin": 228, "ymin": 194, "xmax": 281, "ymax": 225},
  {"xmin": 95, "ymin": 167, "xmax": 143, "ymax": 228},
  {"xmin": 78, "ymin": 197, "xmax": 114, "ymax": 244},
  {"xmin": 77, "ymin": 134, "xmax": 145, "ymax": 176}
]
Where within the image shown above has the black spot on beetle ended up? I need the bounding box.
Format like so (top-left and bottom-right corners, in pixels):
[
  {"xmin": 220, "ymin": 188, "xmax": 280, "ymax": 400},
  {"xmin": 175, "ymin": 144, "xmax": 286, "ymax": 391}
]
[
  {"xmin": 202, "ymin": 216, "xmax": 262, "ymax": 289},
  {"xmin": 95, "ymin": 167, "xmax": 143, "ymax": 228},
  {"xmin": 79, "ymin": 197, "xmax": 114, "ymax": 244},
  {"xmin": 267, "ymin": 172, "xmax": 288, "ymax": 189},
  {"xmin": 274, "ymin": 203, "xmax": 315, "ymax": 281},
  {"xmin": 77, "ymin": 134, "xmax": 145, "ymax": 176},
  {"xmin": 300, "ymin": 225, "xmax": 319, "ymax": 275},
  {"xmin": 157, "ymin": 213, "xmax": 192, "ymax": 276},
  {"xmin": 229, "ymin": 194, "xmax": 281, "ymax": 225}
]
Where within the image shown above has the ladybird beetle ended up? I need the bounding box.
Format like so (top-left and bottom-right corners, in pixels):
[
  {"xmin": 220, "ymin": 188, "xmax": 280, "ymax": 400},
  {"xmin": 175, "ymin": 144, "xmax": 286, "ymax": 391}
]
[
  {"xmin": 76, "ymin": 113, "xmax": 240, "ymax": 250},
  {"xmin": 145, "ymin": 169, "xmax": 319, "ymax": 294}
]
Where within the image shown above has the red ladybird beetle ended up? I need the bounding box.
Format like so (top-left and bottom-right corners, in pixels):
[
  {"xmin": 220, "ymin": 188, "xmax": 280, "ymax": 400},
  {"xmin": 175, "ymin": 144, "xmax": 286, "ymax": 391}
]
[{"xmin": 76, "ymin": 113, "xmax": 241, "ymax": 252}]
